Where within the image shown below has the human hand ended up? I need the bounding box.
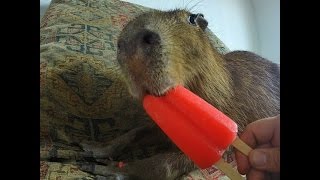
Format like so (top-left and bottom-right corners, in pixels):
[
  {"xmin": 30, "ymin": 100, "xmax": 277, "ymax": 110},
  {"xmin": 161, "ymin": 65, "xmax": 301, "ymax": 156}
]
[{"xmin": 235, "ymin": 115, "xmax": 280, "ymax": 179}]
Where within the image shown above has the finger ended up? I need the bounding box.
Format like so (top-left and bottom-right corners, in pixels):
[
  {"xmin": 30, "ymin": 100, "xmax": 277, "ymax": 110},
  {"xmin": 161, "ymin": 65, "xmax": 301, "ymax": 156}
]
[
  {"xmin": 235, "ymin": 149, "xmax": 250, "ymax": 175},
  {"xmin": 240, "ymin": 115, "xmax": 280, "ymax": 148},
  {"xmin": 246, "ymin": 168, "xmax": 268, "ymax": 180},
  {"xmin": 236, "ymin": 143, "xmax": 272, "ymax": 174},
  {"xmin": 249, "ymin": 148, "xmax": 280, "ymax": 172},
  {"xmin": 257, "ymin": 143, "xmax": 272, "ymax": 148}
]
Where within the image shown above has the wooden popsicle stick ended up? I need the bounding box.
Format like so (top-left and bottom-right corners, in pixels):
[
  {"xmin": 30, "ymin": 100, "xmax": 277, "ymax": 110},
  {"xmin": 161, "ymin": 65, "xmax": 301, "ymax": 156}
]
[
  {"xmin": 232, "ymin": 136, "xmax": 252, "ymax": 156},
  {"xmin": 215, "ymin": 158, "xmax": 244, "ymax": 180}
]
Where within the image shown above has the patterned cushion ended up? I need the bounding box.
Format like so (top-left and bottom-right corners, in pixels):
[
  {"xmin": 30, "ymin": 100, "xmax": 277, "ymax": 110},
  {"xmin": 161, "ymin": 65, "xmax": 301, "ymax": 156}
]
[{"xmin": 40, "ymin": 0, "xmax": 231, "ymax": 179}]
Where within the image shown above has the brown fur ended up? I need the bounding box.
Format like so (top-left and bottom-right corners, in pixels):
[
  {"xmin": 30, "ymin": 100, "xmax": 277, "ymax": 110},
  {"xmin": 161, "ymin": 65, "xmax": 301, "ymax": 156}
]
[{"xmin": 115, "ymin": 9, "xmax": 280, "ymax": 179}]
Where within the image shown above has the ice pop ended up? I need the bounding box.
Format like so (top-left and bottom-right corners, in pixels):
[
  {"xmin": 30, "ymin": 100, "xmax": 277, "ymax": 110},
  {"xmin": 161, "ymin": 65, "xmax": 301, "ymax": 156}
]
[{"xmin": 143, "ymin": 85, "xmax": 252, "ymax": 180}]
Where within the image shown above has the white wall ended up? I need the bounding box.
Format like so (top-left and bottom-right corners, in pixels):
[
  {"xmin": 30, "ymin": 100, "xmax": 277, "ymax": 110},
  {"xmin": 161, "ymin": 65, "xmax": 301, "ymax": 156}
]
[
  {"xmin": 40, "ymin": 0, "xmax": 52, "ymax": 18},
  {"xmin": 40, "ymin": 0, "xmax": 51, "ymax": 6},
  {"xmin": 251, "ymin": 0, "xmax": 280, "ymax": 63},
  {"xmin": 200, "ymin": 0, "xmax": 259, "ymax": 55}
]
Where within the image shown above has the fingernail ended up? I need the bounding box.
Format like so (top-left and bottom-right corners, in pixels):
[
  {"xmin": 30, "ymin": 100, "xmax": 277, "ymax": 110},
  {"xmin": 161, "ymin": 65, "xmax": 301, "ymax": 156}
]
[{"xmin": 251, "ymin": 150, "xmax": 267, "ymax": 167}]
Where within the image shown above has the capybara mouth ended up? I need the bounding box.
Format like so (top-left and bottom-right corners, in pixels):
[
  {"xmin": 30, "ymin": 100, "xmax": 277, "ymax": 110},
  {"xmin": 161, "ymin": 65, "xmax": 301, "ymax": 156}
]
[
  {"xmin": 144, "ymin": 84, "xmax": 175, "ymax": 97},
  {"xmin": 127, "ymin": 75, "xmax": 178, "ymax": 101}
]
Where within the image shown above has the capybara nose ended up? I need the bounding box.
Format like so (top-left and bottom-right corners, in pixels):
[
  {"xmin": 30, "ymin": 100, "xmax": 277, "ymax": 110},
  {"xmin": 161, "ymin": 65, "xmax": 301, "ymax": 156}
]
[
  {"xmin": 117, "ymin": 29, "xmax": 161, "ymax": 66},
  {"xmin": 137, "ymin": 30, "xmax": 161, "ymax": 47}
]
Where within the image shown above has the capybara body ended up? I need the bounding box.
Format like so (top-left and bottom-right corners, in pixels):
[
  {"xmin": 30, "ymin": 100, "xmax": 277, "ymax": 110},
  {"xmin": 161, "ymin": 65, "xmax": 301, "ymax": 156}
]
[{"xmin": 114, "ymin": 9, "xmax": 279, "ymax": 179}]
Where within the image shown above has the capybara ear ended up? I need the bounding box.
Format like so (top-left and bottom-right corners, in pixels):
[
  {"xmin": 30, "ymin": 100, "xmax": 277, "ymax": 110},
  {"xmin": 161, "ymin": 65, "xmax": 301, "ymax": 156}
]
[
  {"xmin": 188, "ymin": 13, "xmax": 208, "ymax": 30},
  {"xmin": 195, "ymin": 14, "xmax": 208, "ymax": 31}
]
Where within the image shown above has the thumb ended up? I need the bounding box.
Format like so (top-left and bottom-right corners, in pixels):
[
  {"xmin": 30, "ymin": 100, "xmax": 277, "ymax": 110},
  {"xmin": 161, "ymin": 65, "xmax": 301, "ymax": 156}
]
[{"xmin": 249, "ymin": 148, "xmax": 280, "ymax": 172}]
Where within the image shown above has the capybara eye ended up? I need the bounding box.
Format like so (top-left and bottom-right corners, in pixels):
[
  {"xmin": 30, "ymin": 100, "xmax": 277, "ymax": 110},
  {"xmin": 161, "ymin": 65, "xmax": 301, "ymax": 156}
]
[{"xmin": 188, "ymin": 14, "xmax": 198, "ymax": 25}]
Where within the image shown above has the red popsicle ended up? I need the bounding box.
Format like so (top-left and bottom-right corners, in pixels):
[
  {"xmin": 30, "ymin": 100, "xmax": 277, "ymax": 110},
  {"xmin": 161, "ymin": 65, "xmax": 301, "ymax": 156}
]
[{"xmin": 143, "ymin": 85, "xmax": 252, "ymax": 180}]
